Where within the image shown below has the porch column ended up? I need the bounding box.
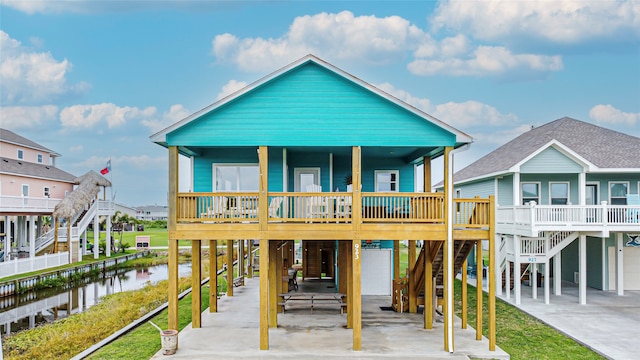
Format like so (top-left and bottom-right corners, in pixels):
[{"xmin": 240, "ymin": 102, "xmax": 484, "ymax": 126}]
[
  {"xmin": 506, "ymin": 259, "xmax": 511, "ymax": 299},
  {"xmin": 553, "ymin": 253, "xmax": 562, "ymax": 295},
  {"xmin": 532, "ymin": 263, "xmax": 538, "ymax": 299},
  {"xmin": 227, "ymin": 240, "xmax": 234, "ymax": 297},
  {"xmin": 192, "ymin": 240, "xmax": 201, "ymax": 328},
  {"xmin": 579, "ymin": 234, "xmax": 587, "ymax": 304},
  {"xmin": 393, "ymin": 240, "xmax": 400, "ymax": 280},
  {"xmin": 93, "ymin": 214, "xmax": 99, "ymax": 260},
  {"xmin": 351, "ymin": 146, "xmax": 362, "ymax": 351},
  {"xmin": 409, "ymin": 240, "xmax": 417, "ymax": 313},
  {"xmin": 578, "ymin": 172, "xmax": 586, "ymax": 205},
  {"xmin": 461, "ymin": 258, "xmax": 467, "ymax": 329},
  {"xmin": 3, "ymin": 216, "xmax": 10, "ymax": 261},
  {"xmin": 514, "ymin": 235, "xmax": 521, "ymax": 305},
  {"xmin": 259, "ymin": 240, "xmax": 269, "ymax": 350},
  {"xmin": 168, "ymin": 145, "xmax": 179, "ymax": 331},
  {"xmin": 29, "ymin": 216, "xmax": 35, "ymax": 258},
  {"xmin": 476, "ymin": 240, "xmax": 483, "ymax": 340},
  {"xmin": 424, "ymin": 241, "xmax": 433, "ymax": 329},
  {"xmin": 209, "ymin": 239, "xmax": 218, "ymax": 312},
  {"xmin": 423, "ymin": 156, "xmax": 432, "ymax": 191},
  {"xmin": 616, "ymin": 233, "xmax": 624, "ymax": 296},
  {"xmin": 443, "ymin": 146, "xmax": 453, "ymax": 352},
  {"xmin": 268, "ymin": 240, "xmax": 277, "ymax": 327},
  {"xmin": 544, "ymin": 260, "xmax": 550, "ymax": 304},
  {"xmin": 247, "ymin": 240, "xmax": 253, "ymax": 278},
  {"xmin": 488, "ymin": 195, "xmax": 496, "ymax": 351},
  {"xmin": 106, "ymin": 211, "xmax": 111, "ymax": 257}
]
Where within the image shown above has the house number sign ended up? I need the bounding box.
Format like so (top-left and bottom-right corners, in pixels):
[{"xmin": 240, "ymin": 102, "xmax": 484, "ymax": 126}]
[{"xmin": 354, "ymin": 243, "xmax": 360, "ymax": 260}]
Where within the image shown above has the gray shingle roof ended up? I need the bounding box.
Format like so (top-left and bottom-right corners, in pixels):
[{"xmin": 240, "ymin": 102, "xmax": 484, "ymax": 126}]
[
  {"xmin": 453, "ymin": 117, "xmax": 640, "ymax": 183},
  {"xmin": 0, "ymin": 128, "xmax": 59, "ymax": 156},
  {"xmin": 0, "ymin": 157, "xmax": 76, "ymax": 182}
]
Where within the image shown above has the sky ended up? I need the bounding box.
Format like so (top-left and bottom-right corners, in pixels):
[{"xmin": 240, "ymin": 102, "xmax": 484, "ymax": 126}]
[{"xmin": 0, "ymin": 0, "xmax": 638, "ymax": 207}]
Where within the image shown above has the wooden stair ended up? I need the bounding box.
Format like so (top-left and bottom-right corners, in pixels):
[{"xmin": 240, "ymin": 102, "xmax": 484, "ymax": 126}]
[{"xmin": 501, "ymin": 262, "xmax": 529, "ymax": 290}]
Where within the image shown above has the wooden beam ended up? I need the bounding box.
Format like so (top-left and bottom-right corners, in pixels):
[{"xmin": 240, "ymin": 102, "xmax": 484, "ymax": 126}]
[
  {"xmin": 259, "ymin": 146, "xmax": 268, "ymax": 233},
  {"xmin": 423, "ymin": 156, "xmax": 432, "ymax": 192},
  {"xmin": 259, "ymin": 239, "xmax": 269, "ymax": 350},
  {"xmin": 424, "ymin": 241, "xmax": 433, "ymax": 329},
  {"xmin": 276, "ymin": 242, "xmax": 283, "ymax": 313},
  {"xmin": 192, "ymin": 240, "xmax": 201, "ymax": 328},
  {"xmin": 352, "ymin": 146, "xmax": 362, "ymax": 351},
  {"xmin": 247, "ymin": 240, "xmax": 253, "ymax": 278},
  {"xmin": 209, "ymin": 240, "xmax": 217, "ymax": 313},
  {"xmin": 268, "ymin": 240, "xmax": 278, "ymax": 328},
  {"xmin": 476, "ymin": 241, "xmax": 483, "ymax": 340},
  {"xmin": 346, "ymin": 240, "xmax": 353, "ymax": 329},
  {"xmin": 239, "ymin": 240, "xmax": 245, "ymax": 282},
  {"xmin": 488, "ymin": 195, "xmax": 496, "ymax": 351},
  {"xmin": 168, "ymin": 146, "xmax": 179, "ymax": 331},
  {"xmin": 409, "ymin": 240, "xmax": 417, "ymax": 313},
  {"xmin": 461, "ymin": 258, "xmax": 467, "ymax": 329},
  {"xmin": 394, "ymin": 240, "xmax": 400, "ymax": 280},
  {"xmin": 227, "ymin": 240, "xmax": 234, "ymax": 297},
  {"xmin": 443, "ymin": 146, "xmax": 452, "ymax": 352}
]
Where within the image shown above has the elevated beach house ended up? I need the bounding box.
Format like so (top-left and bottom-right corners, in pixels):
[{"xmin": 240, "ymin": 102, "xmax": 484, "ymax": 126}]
[
  {"xmin": 151, "ymin": 55, "xmax": 496, "ymax": 353},
  {"xmin": 444, "ymin": 117, "xmax": 640, "ymax": 305}
]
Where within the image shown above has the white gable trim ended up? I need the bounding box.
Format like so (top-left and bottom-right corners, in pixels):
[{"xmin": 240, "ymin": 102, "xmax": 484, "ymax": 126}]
[
  {"xmin": 508, "ymin": 140, "xmax": 594, "ymax": 173},
  {"xmin": 150, "ymin": 54, "xmax": 473, "ymax": 145}
]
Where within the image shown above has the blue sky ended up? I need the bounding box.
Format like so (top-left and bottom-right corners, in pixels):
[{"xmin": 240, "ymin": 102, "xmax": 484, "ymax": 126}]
[{"xmin": 1, "ymin": 0, "xmax": 638, "ymax": 207}]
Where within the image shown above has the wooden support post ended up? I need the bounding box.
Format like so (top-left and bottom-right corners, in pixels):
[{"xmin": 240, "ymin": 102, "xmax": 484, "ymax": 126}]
[
  {"xmin": 268, "ymin": 240, "xmax": 278, "ymax": 328},
  {"xmin": 424, "ymin": 241, "xmax": 433, "ymax": 329},
  {"xmin": 192, "ymin": 240, "xmax": 201, "ymax": 328},
  {"xmin": 476, "ymin": 241, "xmax": 483, "ymax": 340},
  {"xmin": 488, "ymin": 195, "xmax": 496, "ymax": 351},
  {"xmin": 461, "ymin": 258, "xmax": 467, "ymax": 329},
  {"xmin": 443, "ymin": 146, "xmax": 453, "ymax": 352},
  {"xmin": 168, "ymin": 146, "xmax": 179, "ymax": 331},
  {"xmin": 352, "ymin": 146, "xmax": 362, "ymax": 351},
  {"xmin": 209, "ymin": 239, "xmax": 217, "ymax": 312},
  {"xmin": 409, "ymin": 240, "xmax": 417, "ymax": 313},
  {"xmin": 423, "ymin": 156, "xmax": 432, "ymax": 192},
  {"xmin": 346, "ymin": 240, "xmax": 353, "ymax": 329},
  {"xmin": 276, "ymin": 242, "xmax": 283, "ymax": 313},
  {"xmin": 239, "ymin": 239, "xmax": 245, "ymax": 281},
  {"xmin": 339, "ymin": 240, "xmax": 348, "ymax": 296},
  {"xmin": 259, "ymin": 239, "xmax": 269, "ymax": 350},
  {"xmin": 394, "ymin": 240, "xmax": 400, "ymax": 280},
  {"xmin": 247, "ymin": 240, "xmax": 253, "ymax": 278},
  {"xmin": 227, "ymin": 240, "xmax": 234, "ymax": 297}
]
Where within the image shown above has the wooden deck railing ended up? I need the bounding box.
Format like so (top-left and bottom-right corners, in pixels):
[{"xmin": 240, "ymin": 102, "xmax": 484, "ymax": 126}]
[{"xmin": 176, "ymin": 192, "xmax": 491, "ymax": 227}]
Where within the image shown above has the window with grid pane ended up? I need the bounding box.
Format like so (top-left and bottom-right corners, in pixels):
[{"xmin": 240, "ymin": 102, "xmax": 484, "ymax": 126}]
[{"xmin": 375, "ymin": 170, "xmax": 399, "ymax": 192}]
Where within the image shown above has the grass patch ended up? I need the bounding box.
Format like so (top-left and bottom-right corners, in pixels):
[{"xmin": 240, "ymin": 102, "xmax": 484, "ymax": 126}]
[
  {"xmin": 87, "ymin": 285, "xmax": 211, "ymax": 359},
  {"xmin": 454, "ymin": 280, "xmax": 604, "ymax": 360}
]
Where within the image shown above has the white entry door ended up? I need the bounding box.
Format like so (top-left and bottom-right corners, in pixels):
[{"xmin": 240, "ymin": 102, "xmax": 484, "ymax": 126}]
[{"xmin": 361, "ymin": 249, "xmax": 392, "ymax": 295}]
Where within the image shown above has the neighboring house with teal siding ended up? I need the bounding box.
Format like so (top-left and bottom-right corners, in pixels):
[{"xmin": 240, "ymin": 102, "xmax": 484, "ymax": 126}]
[
  {"xmin": 151, "ymin": 55, "xmax": 498, "ymax": 353},
  {"xmin": 441, "ymin": 117, "xmax": 640, "ymax": 306}
]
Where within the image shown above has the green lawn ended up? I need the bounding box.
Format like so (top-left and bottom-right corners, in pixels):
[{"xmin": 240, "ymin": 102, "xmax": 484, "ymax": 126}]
[{"xmin": 87, "ymin": 228, "xmax": 190, "ymax": 247}]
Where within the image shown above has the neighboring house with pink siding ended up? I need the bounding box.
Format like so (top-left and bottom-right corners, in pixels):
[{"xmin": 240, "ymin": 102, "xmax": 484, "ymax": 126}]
[{"xmin": 0, "ymin": 128, "xmax": 76, "ymax": 263}]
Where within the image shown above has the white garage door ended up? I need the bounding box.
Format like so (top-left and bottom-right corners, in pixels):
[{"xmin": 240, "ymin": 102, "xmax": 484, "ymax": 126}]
[
  {"xmin": 623, "ymin": 246, "xmax": 640, "ymax": 290},
  {"xmin": 361, "ymin": 249, "xmax": 392, "ymax": 295}
]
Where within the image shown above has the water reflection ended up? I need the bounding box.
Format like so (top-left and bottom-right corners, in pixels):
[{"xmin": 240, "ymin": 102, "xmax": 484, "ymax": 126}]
[{"xmin": 0, "ymin": 263, "xmax": 191, "ymax": 336}]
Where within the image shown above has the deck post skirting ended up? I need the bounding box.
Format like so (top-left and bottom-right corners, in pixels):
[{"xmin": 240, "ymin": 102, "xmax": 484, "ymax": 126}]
[{"xmin": 168, "ymin": 146, "xmax": 179, "ymax": 331}]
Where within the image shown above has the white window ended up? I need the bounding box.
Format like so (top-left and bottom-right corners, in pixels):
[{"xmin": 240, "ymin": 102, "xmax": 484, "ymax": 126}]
[
  {"xmin": 44, "ymin": 186, "xmax": 50, "ymax": 197},
  {"xmin": 213, "ymin": 164, "xmax": 259, "ymax": 191},
  {"xmin": 609, "ymin": 181, "xmax": 628, "ymax": 205},
  {"xmin": 22, "ymin": 184, "xmax": 29, "ymax": 197},
  {"xmin": 549, "ymin": 182, "xmax": 569, "ymax": 205},
  {"xmin": 521, "ymin": 182, "xmax": 540, "ymax": 205},
  {"xmin": 375, "ymin": 170, "xmax": 399, "ymax": 192},
  {"xmin": 17, "ymin": 149, "xmax": 24, "ymax": 159},
  {"xmin": 37, "ymin": 154, "xmax": 43, "ymax": 163}
]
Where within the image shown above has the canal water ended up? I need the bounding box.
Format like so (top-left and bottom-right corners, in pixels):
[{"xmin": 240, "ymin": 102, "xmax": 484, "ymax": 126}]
[{"xmin": 0, "ymin": 263, "xmax": 191, "ymax": 336}]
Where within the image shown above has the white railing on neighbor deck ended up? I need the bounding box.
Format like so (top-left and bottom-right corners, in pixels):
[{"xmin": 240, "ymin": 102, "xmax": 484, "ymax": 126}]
[
  {"xmin": 497, "ymin": 201, "xmax": 640, "ymax": 229},
  {"xmin": 0, "ymin": 252, "xmax": 69, "ymax": 278},
  {"xmin": 0, "ymin": 195, "xmax": 61, "ymax": 212}
]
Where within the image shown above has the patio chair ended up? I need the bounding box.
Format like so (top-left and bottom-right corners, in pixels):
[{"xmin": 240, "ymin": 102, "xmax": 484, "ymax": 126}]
[
  {"xmin": 203, "ymin": 196, "xmax": 228, "ymax": 218},
  {"xmin": 627, "ymin": 194, "xmax": 639, "ymax": 223},
  {"xmin": 305, "ymin": 184, "xmax": 329, "ymax": 221},
  {"xmin": 268, "ymin": 196, "xmax": 284, "ymax": 218}
]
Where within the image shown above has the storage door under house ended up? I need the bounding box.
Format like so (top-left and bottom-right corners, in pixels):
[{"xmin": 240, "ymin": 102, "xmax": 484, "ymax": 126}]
[
  {"xmin": 623, "ymin": 243, "xmax": 640, "ymax": 290},
  {"xmin": 361, "ymin": 248, "xmax": 392, "ymax": 295}
]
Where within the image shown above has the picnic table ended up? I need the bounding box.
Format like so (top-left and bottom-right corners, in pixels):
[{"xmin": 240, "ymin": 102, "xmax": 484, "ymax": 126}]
[{"xmin": 278, "ymin": 292, "xmax": 346, "ymax": 313}]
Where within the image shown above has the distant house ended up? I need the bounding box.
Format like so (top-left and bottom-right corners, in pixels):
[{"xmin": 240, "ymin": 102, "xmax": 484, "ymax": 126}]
[
  {"xmin": 443, "ymin": 117, "xmax": 640, "ymax": 304},
  {"xmin": 135, "ymin": 205, "xmax": 168, "ymax": 221},
  {"xmin": 151, "ymin": 54, "xmax": 497, "ymax": 353}
]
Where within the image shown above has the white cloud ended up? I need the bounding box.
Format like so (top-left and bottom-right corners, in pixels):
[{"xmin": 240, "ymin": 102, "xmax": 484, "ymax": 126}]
[
  {"xmin": 0, "ymin": 30, "xmax": 88, "ymax": 105},
  {"xmin": 431, "ymin": 0, "xmax": 640, "ymax": 44},
  {"xmin": 212, "ymin": 10, "xmax": 429, "ymax": 72},
  {"xmin": 408, "ymin": 45, "xmax": 563, "ymax": 77},
  {"xmin": 0, "ymin": 105, "xmax": 59, "ymax": 129},
  {"xmin": 60, "ymin": 103, "xmax": 156, "ymax": 129},
  {"xmin": 78, "ymin": 154, "xmax": 165, "ymax": 172},
  {"xmin": 589, "ymin": 104, "xmax": 639, "ymax": 126},
  {"xmin": 216, "ymin": 80, "xmax": 248, "ymax": 100},
  {"xmin": 376, "ymin": 82, "xmax": 517, "ymax": 128},
  {"xmin": 141, "ymin": 104, "xmax": 190, "ymax": 133},
  {"xmin": 69, "ymin": 145, "xmax": 84, "ymax": 153}
]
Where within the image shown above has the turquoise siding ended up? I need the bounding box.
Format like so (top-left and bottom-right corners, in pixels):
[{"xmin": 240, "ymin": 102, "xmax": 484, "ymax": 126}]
[
  {"xmin": 520, "ymin": 174, "xmax": 579, "ymax": 205},
  {"xmin": 497, "ymin": 175, "xmax": 513, "ymax": 206},
  {"xmin": 166, "ymin": 63, "xmax": 456, "ymax": 148},
  {"xmin": 455, "ymin": 179, "xmax": 494, "ymax": 199},
  {"xmin": 520, "ymin": 147, "xmax": 583, "ymax": 173},
  {"xmin": 193, "ymin": 148, "xmax": 259, "ymax": 192},
  {"xmin": 587, "ymin": 174, "xmax": 640, "ymax": 203}
]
